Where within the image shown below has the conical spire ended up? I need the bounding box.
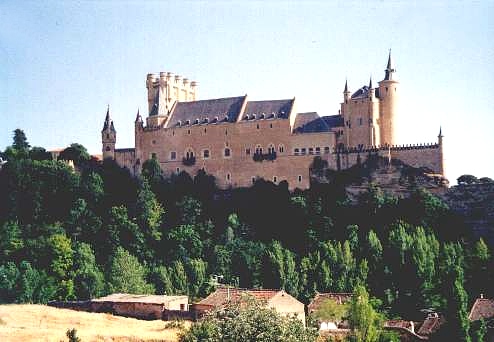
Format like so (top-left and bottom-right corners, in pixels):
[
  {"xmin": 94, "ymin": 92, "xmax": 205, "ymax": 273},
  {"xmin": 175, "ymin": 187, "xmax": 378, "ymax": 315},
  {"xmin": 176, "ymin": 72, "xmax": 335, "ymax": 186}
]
[
  {"xmin": 344, "ymin": 79, "xmax": 349, "ymax": 93},
  {"xmin": 368, "ymin": 76, "xmax": 373, "ymax": 89},
  {"xmin": 103, "ymin": 105, "xmax": 111, "ymax": 131},
  {"xmin": 438, "ymin": 126, "xmax": 443, "ymax": 138},
  {"xmin": 135, "ymin": 108, "xmax": 143, "ymax": 123},
  {"xmin": 384, "ymin": 49, "xmax": 396, "ymax": 81}
]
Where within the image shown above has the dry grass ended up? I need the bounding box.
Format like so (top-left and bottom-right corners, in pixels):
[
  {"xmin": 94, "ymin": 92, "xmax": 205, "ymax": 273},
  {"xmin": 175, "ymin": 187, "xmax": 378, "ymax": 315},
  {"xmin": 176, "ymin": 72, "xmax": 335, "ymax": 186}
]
[{"xmin": 0, "ymin": 304, "xmax": 190, "ymax": 342}]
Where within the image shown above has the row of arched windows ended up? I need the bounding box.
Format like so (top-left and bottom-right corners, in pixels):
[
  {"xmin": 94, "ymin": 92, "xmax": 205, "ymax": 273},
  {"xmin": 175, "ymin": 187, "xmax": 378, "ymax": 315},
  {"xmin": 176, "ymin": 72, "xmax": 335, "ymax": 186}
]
[{"xmin": 293, "ymin": 146, "xmax": 331, "ymax": 156}]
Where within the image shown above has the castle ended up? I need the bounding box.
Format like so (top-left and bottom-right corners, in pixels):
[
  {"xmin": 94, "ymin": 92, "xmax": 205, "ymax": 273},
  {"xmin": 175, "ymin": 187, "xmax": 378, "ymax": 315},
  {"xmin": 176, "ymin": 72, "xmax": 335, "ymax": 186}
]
[{"xmin": 102, "ymin": 52, "xmax": 445, "ymax": 190}]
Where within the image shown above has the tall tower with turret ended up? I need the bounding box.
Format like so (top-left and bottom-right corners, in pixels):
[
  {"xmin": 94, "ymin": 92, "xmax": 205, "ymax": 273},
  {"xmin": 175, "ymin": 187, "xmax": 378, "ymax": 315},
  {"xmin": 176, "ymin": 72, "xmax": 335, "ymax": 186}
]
[
  {"xmin": 378, "ymin": 50, "xmax": 399, "ymax": 146},
  {"xmin": 102, "ymin": 106, "xmax": 116, "ymax": 160}
]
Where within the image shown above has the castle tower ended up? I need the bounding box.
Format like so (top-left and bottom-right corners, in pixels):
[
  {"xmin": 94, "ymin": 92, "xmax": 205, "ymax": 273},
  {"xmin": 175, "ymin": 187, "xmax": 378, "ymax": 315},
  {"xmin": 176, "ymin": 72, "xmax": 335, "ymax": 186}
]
[
  {"xmin": 378, "ymin": 50, "xmax": 399, "ymax": 146},
  {"xmin": 102, "ymin": 106, "xmax": 116, "ymax": 160},
  {"xmin": 438, "ymin": 126, "xmax": 445, "ymax": 175},
  {"xmin": 146, "ymin": 72, "xmax": 198, "ymax": 127}
]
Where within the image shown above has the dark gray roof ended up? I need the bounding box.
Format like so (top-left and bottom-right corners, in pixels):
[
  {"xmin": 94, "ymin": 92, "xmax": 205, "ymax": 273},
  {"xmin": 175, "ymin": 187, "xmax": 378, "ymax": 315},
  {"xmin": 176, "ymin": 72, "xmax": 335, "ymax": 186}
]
[
  {"xmin": 167, "ymin": 96, "xmax": 246, "ymax": 127},
  {"xmin": 294, "ymin": 114, "xmax": 343, "ymax": 133},
  {"xmin": 149, "ymin": 91, "xmax": 160, "ymax": 116},
  {"xmin": 351, "ymin": 85, "xmax": 371, "ymax": 99},
  {"xmin": 242, "ymin": 99, "xmax": 294, "ymax": 120}
]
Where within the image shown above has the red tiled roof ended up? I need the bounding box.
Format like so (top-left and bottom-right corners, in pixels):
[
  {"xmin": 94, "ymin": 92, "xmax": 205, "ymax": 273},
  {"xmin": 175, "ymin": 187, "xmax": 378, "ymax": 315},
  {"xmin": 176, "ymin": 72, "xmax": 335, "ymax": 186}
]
[
  {"xmin": 469, "ymin": 298, "xmax": 494, "ymax": 321},
  {"xmin": 308, "ymin": 293, "xmax": 353, "ymax": 312},
  {"xmin": 197, "ymin": 287, "xmax": 281, "ymax": 308},
  {"xmin": 416, "ymin": 315, "xmax": 444, "ymax": 336}
]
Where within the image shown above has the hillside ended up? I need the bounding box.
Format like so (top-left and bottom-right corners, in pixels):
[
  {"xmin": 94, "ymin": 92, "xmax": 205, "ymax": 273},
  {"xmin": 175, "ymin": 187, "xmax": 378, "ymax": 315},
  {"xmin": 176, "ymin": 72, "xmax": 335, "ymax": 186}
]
[{"xmin": 0, "ymin": 304, "xmax": 188, "ymax": 342}]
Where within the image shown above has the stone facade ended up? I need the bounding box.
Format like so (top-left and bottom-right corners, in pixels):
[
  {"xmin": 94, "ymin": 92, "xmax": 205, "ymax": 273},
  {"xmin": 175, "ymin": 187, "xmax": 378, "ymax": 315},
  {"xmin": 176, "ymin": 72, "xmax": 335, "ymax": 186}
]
[{"xmin": 101, "ymin": 52, "xmax": 445, "ymax": 190}]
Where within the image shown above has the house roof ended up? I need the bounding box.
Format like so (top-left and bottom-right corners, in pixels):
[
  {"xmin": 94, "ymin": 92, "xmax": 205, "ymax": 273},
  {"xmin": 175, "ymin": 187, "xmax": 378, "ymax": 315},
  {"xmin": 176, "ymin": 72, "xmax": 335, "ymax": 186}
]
[
  {"xmin": 468, "ymin": 298, "xmax": 494, "ymax": 321},
  {"xmin": 242, "ymin": 99, "xmax": 294, "ymax": 120},
  {"xmin": 308, "ymin": 293, "xmax": 353, "ymax": 312},
  {"xmin": 293, "ymin": 114, "xmax": 343, "ymax": 133},
  {"xmin": 166, "ymin": 96, "xmax": 246, "ymax": 127},
  {"xmin": 416, "ymin": 314, "xmax": 444, "ymax": 336},
  {"xmin": 92, "ymin": 293, "xmax": 187, "ymax": 304},
  {"xmin": 196, "ymin": 287, "xmax": 282, "ymax": 308},
  {"xmin": 351, "ymin": 85, "xmax": 371, "ymax": 99}
]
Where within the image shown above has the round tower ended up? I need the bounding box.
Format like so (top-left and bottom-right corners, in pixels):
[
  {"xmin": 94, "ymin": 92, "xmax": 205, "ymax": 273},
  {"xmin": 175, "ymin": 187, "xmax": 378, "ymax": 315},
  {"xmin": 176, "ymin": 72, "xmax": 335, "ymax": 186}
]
[
  {"xmin": 378, "ymin": 50, "xmax": 399, "ymax": 146},
  {"xmin": 102, "ymin": 106, "xmax": 116, "ymax": 160}
]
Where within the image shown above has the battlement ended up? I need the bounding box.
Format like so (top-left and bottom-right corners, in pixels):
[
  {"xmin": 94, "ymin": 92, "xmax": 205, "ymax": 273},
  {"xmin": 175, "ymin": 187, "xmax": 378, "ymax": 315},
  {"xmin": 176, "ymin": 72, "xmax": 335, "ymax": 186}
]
[
  {"xmin": 146, "ymin": 71, "xmax": 198, "ymax": 117},
  {"xmin": 336, "ymin": 142, "xmax": 440, "ymax": 154}
]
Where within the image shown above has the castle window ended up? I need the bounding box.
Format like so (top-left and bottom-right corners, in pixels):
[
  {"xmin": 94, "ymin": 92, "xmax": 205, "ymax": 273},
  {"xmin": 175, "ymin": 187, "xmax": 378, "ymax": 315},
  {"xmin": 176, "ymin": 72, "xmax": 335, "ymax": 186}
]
[
  {"xmin": 273, "ymin": 176, "xmax": 277, "ymax": 183},
  {"xmin": 324, "ymin": 146, "xmax": 330, "ymax": 154},
  {"xmin": 194, "ymin": 119, "xmax": 200, "ymax": 125},
  {"xmin": 255, "ymin": 145, "xmax": 262, "ymax": 154},
  {"xmin": 386, "ymin": 87, "xmax": 388, "ymax": 93},
  {"xmin": 301, "ymin": 148, "xmax": 307, "ymax": 155},
  {"xmin": 252, "ymin": 177, "xmax": 256, "ymax": 184},
  {"xmin": 260, "ymin": 113, "xmax": 265, "ymax": 119},
  {"xmin": 298, "ymin": 175, "xmax": 302, "ymax": 182},
  {"xmin": 226, "ymin": 173, "xmax": 231, "ymax": 181},
  {"xmin": 185, "ymin": 148, "xmax": 194, "ymax": 159},
  {"xmin": 176, "ymin": 167, "xmax": 180, "ymax": 173},
  {"xmin": 246, "ymin": 148, "xmax": 251, "ymax": 155},
  {"xmin": 224, "ymin": 148, "xmax": 231, "ymax": 157},
  {"xmin": 294, "ymin": 148, "xmax": 300, "ymax": 155},
  {"xmin": 315, "ymin": 147, "xmax": 321, "ymax": 155},
  {"xmin": 225, "ymin": 129, "xmax": 228, "ymax": 135},
  {"xmin": 270, "ymin": 123, "xmax": 273, "ymax": 128},
  {"xmin": 152, "ymin": 140, "xmax": 156, "ymax": 144},
  {"xmin": 187, "ymin": 130, "xmax": 191, "ymax": 135},
  {"xmin": 151, "ymin": 152, "xmax": 157, "ymax": 159},
  {"xmin": 105, "ymin": 146, "xmax": 111, "ymax": 151},
  {"xmin": 170, "ymin": 151, "xmax": 177, "ymax": 160},
  {"xmin": 308, "ymin": 147, "xmax": 314, "ymax": 155},
  {"xmin": 177, "ymin": 121, "xmax": 182, "ymax": 127},
  {"xmin": 203, "ymin": 149, "xmax": 210, "ymax": 159},
  {"xmin": 172, "ymin": 131, "xmax": 175, "ymax": 136},
  {"xmin": 185, "ymin": 120, "xmax": 190, "ymax": 125},
  {"xmin": 204, "ymin": 118, "xmax": 209, "ymax": 124},
  {"xmin": 278, "ymin": 144, "xmax": 285, "ymax": 153},
  {"xmin": 256, "ymin": 124, "xmax": 260, "ymax": 129},
  {"xmin": 358, "ymin": 118, "xmax": 363, "ymax": 126},
  {"xmin": 204, "ymin": 128, "xmax": 207, "ymax": 133},
  {"xmin": 268, "ymin": 144, "xmax": 275, "ymax": 154},
  {"xmin": 106, "ymin": 134, "xmax": 109, "ymax": 139}
]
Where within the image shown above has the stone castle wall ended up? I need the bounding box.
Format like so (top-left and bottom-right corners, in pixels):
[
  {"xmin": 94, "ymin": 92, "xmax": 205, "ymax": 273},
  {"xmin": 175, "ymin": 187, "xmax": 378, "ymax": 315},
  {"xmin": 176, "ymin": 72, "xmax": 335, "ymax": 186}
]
[
  {"xmin": 115, "ymin": 148, "xmax": 136, "ymax": 173},
  {"xmin": 135, "ymin": 118, "xmax": 336, "ymax": 190}
]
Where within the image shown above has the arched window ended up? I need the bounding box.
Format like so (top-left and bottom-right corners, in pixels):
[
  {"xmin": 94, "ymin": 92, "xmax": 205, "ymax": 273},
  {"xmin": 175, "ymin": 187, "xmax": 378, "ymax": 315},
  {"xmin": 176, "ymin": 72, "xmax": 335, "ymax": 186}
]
[
  {"xmin": 224, "ymin": 148, "xmax": 231, "ymax": 157},
  {"xmin": 255, "ymin": 145, "xmax": 263, "ymax": 154},
  {"xmin": 294, "ymin": 148, "xmax": 300, "ymax": 155},
  {"xmin": 203, "ymin": 149, "xmax": 210, "ymax": 159},
  {"xmin": 105, "ymin": 146, "xmax": 111, "ymax": 151},
  {"xmin": 194, "ymin": 119, "xmax": 200, "ymax": 125},
  {"xmin": 308, "ymin": 147, "xmax": 314, "ymax": 155},
  {"xmin": 185, "ymin": 148, "xmax": 194, "ymax": 159},
  {"xmin": 278, "ymin": 144, "xmax": 285, "ymax": 153},
  {"xmin": 268, "ymin": 144, "xmax": 275, "ymax": 154}
]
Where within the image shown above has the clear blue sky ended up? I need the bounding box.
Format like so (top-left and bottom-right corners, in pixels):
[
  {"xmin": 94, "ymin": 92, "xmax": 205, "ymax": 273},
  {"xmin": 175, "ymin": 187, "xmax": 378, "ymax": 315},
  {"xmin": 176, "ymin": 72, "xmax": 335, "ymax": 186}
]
[{"xmin": 1, "ymin": 1, "xmax": 493, "ymax": 183}]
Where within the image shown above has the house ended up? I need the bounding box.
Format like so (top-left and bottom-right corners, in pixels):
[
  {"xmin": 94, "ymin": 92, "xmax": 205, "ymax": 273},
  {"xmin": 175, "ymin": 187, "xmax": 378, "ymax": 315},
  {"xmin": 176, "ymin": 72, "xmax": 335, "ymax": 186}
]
[
  {"xmin": 90, "ymin": 293, "xmax": 188, "ymax": 320},
  {"xmin": 308, "ymin": 292, "xmax": 352, "ymax": 332},
  {"xmin": 192, "ymin": 287, "xmax": 305, "ymax": 323},
  {"xmin": 469, "ymin": 296, "xmax": 494, "ymax": 322}
]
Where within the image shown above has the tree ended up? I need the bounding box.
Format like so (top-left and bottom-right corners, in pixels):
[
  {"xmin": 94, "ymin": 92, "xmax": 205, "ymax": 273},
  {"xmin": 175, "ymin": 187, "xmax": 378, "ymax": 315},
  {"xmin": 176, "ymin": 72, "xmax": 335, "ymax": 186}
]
[
  {"xmin": 0, "ymin": 221, "xmax": 24, "ymax": 262},
  {"xmin": 149, "ymin": 265, "xmax": 174, "ymax": 295},
  {"xmin": 58, "ymin": 143, "xmax": 90, "ymax": 166},
  {"xmin": 141, "ymin": 157, "xmax": 162, "ymax": 185},
  {"xmin": 29, "ymin": 147, "xmax": 52, "ymax": 161},
  {"xmin": 135, "ymin": 180, "xmax": 163, "ymax": 244},
  {"xmin": 179, "ymin": 296, "xmax": 317, "ymax": 342},
  {"xmin": 348, "ymin": 285, "xmax": 384, "ymax": 342},
  {"xmin": 311, "ymin": 298, "xmax": 349, "ymax": 325},
  {"xmin": 457, "ymin": 175, "xmax": 478, "ymax": 185},
  {"xmin": 48, "ymin": 233, "xmax": 75, "ymax": 300},
  {"xmin": 73, "ymin": 242, "xmax": 104, "ymax": 299},
  {"xmin": 107, "ymin": 247, "xmax": 154, "ymax": 294}
]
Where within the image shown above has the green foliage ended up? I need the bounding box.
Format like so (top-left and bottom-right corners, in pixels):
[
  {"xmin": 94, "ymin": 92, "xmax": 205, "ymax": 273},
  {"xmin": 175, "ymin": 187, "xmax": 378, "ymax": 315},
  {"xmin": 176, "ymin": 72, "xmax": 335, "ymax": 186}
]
[
  {"xmin": 179, "ymin": 297, "xmax": 317, "ymax": 342},
  {"xmin": 58, "ymin": 143, "xmax": 90, "ymax": 166},
  {"xmin": 311, "ymin": 298, "xmax": 349, "ymax": 324},
  {"xmin": 0, "ymin": 221, "xmax": 24, "ymax": 262},
  {"xmin": 66, "ymin": 328, "xmax": 81, "ymax": 342},
  {"xmin": 348, "ymin": 285, "xmax": 384, "ymax": 342},
  {"xmin": 141, "ymin": 157, "xmax": 162, "ymax": 184},
  {"xmin": 107, "ymin": 247, "xmax": 154, "ymax": 294},
  {"xmin": 73, "ymin": 242, "xmax": 104, "ymax": 299},
  {"xmin": 457, "ymin": 174, "xmax": 479, "ymax": 185}
]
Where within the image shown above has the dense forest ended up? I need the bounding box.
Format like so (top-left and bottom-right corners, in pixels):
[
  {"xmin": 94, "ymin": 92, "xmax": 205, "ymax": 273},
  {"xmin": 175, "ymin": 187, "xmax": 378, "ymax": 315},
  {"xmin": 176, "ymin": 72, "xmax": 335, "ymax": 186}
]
[{"xmin": 0, "ymin": 129, "xmax": 492, "ymax": 341}]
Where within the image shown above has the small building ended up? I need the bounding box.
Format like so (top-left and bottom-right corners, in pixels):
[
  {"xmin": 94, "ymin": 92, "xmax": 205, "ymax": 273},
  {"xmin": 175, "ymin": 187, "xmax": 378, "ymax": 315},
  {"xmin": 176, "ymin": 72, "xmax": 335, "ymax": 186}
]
[
  {"xmin": 91, "ymin": 293, "xmax": 188, "ymax": 320},
  {"xmin": 192, "ymin": 287, "xmax": 305, "ymax": 323},
  {"xmin": 308, "ymin": 292, "xmax": 352, "ymax": 331},
  {"xmin": 469, "ymin": 296, "xmax": 494, "ymax": 322}
]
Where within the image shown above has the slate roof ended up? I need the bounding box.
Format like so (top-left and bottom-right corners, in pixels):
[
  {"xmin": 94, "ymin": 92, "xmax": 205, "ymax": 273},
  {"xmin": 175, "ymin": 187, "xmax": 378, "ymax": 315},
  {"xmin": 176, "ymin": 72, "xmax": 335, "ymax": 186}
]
[
  {"xmin": 92, "ymin": 293, "xmax": 187, "ymax": 304},
  {"xmin": 293, "ymin": 114, "xmax": 343, "ymax": 133},
  {"xmin": 242, "ymin": 99, "xmax": 294, "ymax": 120},
  {"xmin": 416, "ymin": 314, "xmax": 444, "ymax": 336},
  {"xmin": 351, "ymin": 85, "xmax": 371, "ymax": 99},
  {"xmin": 308, "ymin": 293, "xmax": 353, "ymax": 312},
  {"xmin": 166, "ymin": 96, "xmax": 246, "ymax": 127},
  {"xmin": 197, "ymin": 287, "xmax": 281, "ymax": 308},
  {"xmin": 468, "ymin": 298, "xmax": 494, "ymax": 321}
]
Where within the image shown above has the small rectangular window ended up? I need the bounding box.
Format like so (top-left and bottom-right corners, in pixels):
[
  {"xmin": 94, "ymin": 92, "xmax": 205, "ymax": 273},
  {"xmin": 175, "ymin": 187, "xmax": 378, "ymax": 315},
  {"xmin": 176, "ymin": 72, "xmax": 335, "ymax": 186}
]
[
  {"xmin": 226, "ymin": 173, "xmax": 231, "ymax": 181},
  {"xmin": 294, "ymin": 148, "xmax": 299, "ymax": 155},
  {"xmin": 273, "ymin": 176, "xmax": 277, "ymax": 183},
  {"xmin": 298, "ymin": 175, "xmax": 302, "ymax": 182},
  {"xmin": 324, "ymin": 146, "xmax": 330, "ymax": 154},
  {"xmin": 308, "ymin": 148, "xmax": 314, "ymax": 155},
  {"xmin": 224, "ymin": 148, "xmax": 231, "ymax": 157},
  {"xmin": 151, "ymin": 152, "xmax": 157, "ymax": 159},
  {"xmin": 252, "ymin": 177, "xmax": 256, "ymax": 184},
  {"xmin": 176, "ymin": 167, "xmax": 180, "ymax": 173},
  {"xmin": 203, "ymin": 150, "xmax": 210, "ymax": 159},
  {"xmin": 170, "ymin": 151, "xmax": 176, "ymax": 160},
  {"xmin": 301, "ymin": 148, "xmax": 307, "ymax": 155},
  {"xmin": 315, "ymin": 147, "xmax": 321, "ymax": 155},
  {"xmin": 246, "ymin": 148, "xmax": 251, "ymax": 155}
]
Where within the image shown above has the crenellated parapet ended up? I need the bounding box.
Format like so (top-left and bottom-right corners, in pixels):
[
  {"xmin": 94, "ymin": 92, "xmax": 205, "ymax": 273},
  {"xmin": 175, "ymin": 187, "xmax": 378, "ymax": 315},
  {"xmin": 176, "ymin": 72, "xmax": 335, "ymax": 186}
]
[{"xmin": 335, "ymin": 142, "xmax": 440, "ymax": 154}]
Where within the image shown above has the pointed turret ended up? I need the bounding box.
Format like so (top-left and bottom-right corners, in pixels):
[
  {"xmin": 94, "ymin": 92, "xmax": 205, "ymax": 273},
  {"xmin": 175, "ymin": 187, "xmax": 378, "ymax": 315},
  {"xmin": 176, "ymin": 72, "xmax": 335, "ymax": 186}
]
[
  {"xmin": 438, "ymin": 126, "xmax": 443, "ymax": 145},
  {"xmin": 369, "ymin": 76, "xmax": 375, "ymax": 99},
  {"xmin": 369, "ymin": 76, "xmax": 373, "ymax": 89},
  {"xmin": 384, "ymin": 49, "xmax": 396, "ymax": 81},
  {"xmin": 102, "ymin": 106, "xmax": 116, "ymax": 160},
  {"xmin": 343, "ymin": 79, "xmax": 350, "ymax": 101},
  {"xmin": 135, "ymin": 108, "xmax": 143, "ymax": 123}
]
